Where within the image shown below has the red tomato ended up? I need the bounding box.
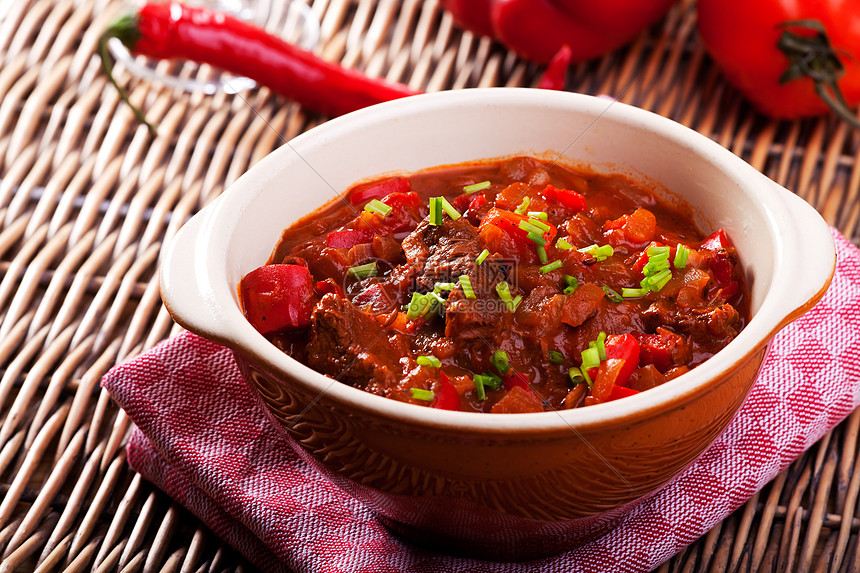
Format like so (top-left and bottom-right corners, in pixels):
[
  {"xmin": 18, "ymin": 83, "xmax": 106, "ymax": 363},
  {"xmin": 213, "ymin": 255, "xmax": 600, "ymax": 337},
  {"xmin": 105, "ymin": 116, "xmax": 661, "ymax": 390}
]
[
  {"xmin": 439, "ymin": 0, "xmax": 677, "ymax": 64},
  {"xmin": 697, "ymin": 0, "xmax": 860, "ymax": 119}
]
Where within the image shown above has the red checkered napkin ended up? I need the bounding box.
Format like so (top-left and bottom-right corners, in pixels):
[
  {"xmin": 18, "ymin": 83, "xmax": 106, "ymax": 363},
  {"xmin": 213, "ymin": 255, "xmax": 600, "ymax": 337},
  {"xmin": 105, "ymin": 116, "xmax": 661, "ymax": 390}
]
[{"xmin": 102, "ymin": 228, "xmax": 860, "ymax": 573}]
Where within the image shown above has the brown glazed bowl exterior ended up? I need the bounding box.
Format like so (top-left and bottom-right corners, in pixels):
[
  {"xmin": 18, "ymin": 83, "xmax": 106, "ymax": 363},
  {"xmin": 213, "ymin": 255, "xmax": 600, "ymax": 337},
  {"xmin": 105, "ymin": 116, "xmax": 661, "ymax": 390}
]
[{"xmin": 160, "ymin": 89, "xmax": 835, "ymax": 560}]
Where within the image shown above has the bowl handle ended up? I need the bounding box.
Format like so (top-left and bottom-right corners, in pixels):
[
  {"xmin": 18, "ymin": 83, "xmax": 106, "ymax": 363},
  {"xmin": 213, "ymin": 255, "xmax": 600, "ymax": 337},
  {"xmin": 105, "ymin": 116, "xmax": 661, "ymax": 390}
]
[
  {"xmin": 769, "ymin": 182, "xmax": 836, "ymax": 329},
  {"xmin": 159, "ymin": 209, "xmax": 237, "ymax": 346}
]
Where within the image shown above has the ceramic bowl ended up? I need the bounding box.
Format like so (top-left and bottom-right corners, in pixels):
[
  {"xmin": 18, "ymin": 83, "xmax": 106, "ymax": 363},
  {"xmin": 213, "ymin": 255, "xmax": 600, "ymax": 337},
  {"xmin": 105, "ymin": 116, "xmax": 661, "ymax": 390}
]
[{"xmin": 160, "ymin": 88, "xmax": 835, "ymax": 560}]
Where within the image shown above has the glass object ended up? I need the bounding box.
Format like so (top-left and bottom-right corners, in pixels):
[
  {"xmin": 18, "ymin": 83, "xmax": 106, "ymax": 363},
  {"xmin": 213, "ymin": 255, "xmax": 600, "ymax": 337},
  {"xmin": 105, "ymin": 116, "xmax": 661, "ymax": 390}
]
[{"xmin": 108, "ymin": 0, "xmax": 321, "ymax": 95}]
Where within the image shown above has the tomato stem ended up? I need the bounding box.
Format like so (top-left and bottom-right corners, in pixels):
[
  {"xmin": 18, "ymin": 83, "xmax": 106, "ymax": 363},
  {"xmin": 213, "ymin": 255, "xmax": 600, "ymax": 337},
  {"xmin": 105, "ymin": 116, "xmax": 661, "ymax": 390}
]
[
  {"xmin": 777, "ymin": 20, "xmax": 860, "ymax": 130},
  {"xmin": 98, "ymin": 14, "xmax": 157, "ymax": 136}
]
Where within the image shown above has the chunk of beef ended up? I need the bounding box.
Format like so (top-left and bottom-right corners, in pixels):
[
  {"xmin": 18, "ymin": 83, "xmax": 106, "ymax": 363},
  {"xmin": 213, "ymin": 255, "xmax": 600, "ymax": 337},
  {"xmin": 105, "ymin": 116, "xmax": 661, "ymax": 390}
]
[
  {"xmin": 642, "ymin": 300, "xmax": 740, "ymax": 339},
  {"xmin": 400, "ymin": 218, "xmax": 512, "ymax": 344},
  {"xmin": 402, "ymin": 218, "xmax": 507, "ymax": 292},
  {"xmin": 306, "ymin": 293, "xmax": 411, "ymax": 396}
]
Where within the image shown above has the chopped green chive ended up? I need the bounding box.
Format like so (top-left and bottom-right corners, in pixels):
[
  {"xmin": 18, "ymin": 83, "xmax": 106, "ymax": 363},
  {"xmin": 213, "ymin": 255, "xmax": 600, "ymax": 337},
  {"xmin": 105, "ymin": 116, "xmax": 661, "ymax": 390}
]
[
  {"xmin": 596, "ymin": 332, "xmax": 607, "ymax": 361},
  {"xmin": 647, "ymin": 245, "xmax": 671, "ymax": 257},
  {"xmin": 439, "ymin": 197, "xmax": 461, "ymax": 221},
  {"xmin": 410, "ymin": 387, "xmax": 435, "ymax": 401},
  {"xmin": 510, "ymin": 295, "xmax": 523, "ymax": 311},
  {"xmin": 433, "ymin": 282, "xmax": 456, "ymax": 294},
  {"xmin": 602, "ymin": 286, "xmax": 623, "ymax": 303},
  {"xmin": 518, "ymin": 220, "xmax": 545, "ymax": 236},
  {"xmin": 527, "ymin": 218, "xmax": 551, "ymax": 233},
  {"xmin": 581, "ymin": 347, "xmax": 600, "ymax": 371},
  {"xmin": 459, "ymin": 275, "xmax": 476, "ymax": 299},
  {"xmin": 549, "ymin": 350, "xmax": 565, "ymax": 364},
  {"xmin": 492, "ymin": 350, "xmax": 510, "ymax": 375},
  {"xmin": 674, "ymin": 244, "xmax": 690, "ymax": 268},
  {"xmin": 406, "ymin": 292, "xmax": 443, "ymax": 319},
  {"xmin": 540, "ymin": 260, "xmax": 563, "ymax": 274},
  {"xmin": 556, "ymin": 238, "xmax": 574, "ymax": 250},
  {"xmin": 429, "ymin": 197, "xmax": 442, "ymax": 225},
  {"xmin": 496, "ymin": 281, "xmax": 512, "ymax": 303},
  {"xmin": 579, "ymin": 243, "xmax": 614, "ymax": 262},
  {"xmin": 622, "ymin": 287, "xmax": 649, "ymax": 298},
  {"xmin": 527, "ymin": 231, "xmax": 547, "ymax": 246},
  {"xmin": 349, "ymin": 262, "xmax": 378, "ymax": 279},
  {"xmin": 514, "ymin": 197, "xmax": 531, "ymax": 215},
  {"xmin": 476, "ymin": 372, "xmax": 503, "ymax": 390},
  {"xmin": 474, "ymin": 372, "xmax": 502, "ymax": 399},
  {"xmin": 364, "ymin": 199, "xmax": 392, "ymax": 217},
  {"xmin": 537, "ymin": 244, "xmax": 548, "ymax": 264},
  {"xmin": 417, "ymin": 355, "xmax": 442, "ymax": 368},
  {"xmin": 474, "ymin": 377, "xmax": 487, "ymax": 400},
  {"xmin": 476, "ymin": 249, "xmax": 490, "ymax": 265},
  {"xmin": 563, "ymin": 275, "xmax": 578, "ymax": 287},
  {"xmin": 527, "ymin": 211, "xmax": 548, "ymax": 221},
  {"xmin": 569, "ymin": 366, "xmax": 589, "ymax": 386},
  {"xmin": 464, "ymin": 180, "xmax": 491, "ymax": 194},
  {"xmin": 563, "ymin": 285, "xmax": 577, "ymax": 295}
]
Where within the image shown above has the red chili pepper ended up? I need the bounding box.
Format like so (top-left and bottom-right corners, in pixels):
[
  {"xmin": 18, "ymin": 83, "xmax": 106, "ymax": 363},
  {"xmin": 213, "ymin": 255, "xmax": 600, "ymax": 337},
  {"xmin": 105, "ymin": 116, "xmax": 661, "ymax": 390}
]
[
  {"xmin": 240, "ymin": 264, "xmax": 316, "ymax": 334},
  {"xmin": 536, "ymin": 45, "xmax": 572, "ymax": 90},
  {"xmin": 99, "ymin": 2, "xmax": 420, "ymax": 132}
]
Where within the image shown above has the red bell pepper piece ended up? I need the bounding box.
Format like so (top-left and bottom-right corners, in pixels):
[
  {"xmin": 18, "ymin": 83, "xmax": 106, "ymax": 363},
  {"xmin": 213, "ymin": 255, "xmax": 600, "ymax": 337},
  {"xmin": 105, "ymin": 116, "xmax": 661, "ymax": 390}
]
[
  {"xmin": 433, "ymin": 372, "xmax": 461, "ymax": 411},
  {"xmin": 349, "ymin": 177, "xmax": 412, "ymax": 206},
  {"xmin": 700, "ymin": 229, "xmax": 741, "ymax": 300},
  {"xmin": 603, "ymin": 334, "xmax": 640, "ymax": 387},
  {"xmin": 325, "ymin": 228, "xmax": 373, "ymax": 249},
  {"xmin": 607, "ymin": 385, "xmax": 641, "ymax": 402},
  {"xmin": 240, "ymin": 264, "xmax": 316, "ymax": 334},
  {"xmin": 314, "ymin": 279, "xmax": 343, "ymax": 298},
  {"xmin": 372, "ymin": 192, "xmax": 424, "ymax": 234},
  {"xmin": 635, "ymin": 330, "xmax": 689, "ymax": 373},
  {"xmin": 503, "ymin": 372, "xmax": 532, "ymax": 392},
  {"xmin": 478, "ymin": 207, "xmax": 557, "ymax": 263},
  {"xmin": 540, "ymin": 184, "xmax": 586, "ymax": 211}
]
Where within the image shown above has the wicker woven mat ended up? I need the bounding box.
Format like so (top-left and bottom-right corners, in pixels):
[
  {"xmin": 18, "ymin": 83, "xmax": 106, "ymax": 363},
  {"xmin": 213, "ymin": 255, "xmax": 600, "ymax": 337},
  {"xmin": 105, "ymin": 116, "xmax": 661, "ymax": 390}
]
[{"xmin": 0, "ymin": 0, "xmax": 858, "ymax": 571}]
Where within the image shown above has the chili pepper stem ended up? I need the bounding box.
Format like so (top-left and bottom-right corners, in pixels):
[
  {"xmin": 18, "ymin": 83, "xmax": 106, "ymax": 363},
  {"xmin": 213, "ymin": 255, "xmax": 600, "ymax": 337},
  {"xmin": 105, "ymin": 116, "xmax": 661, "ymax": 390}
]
[{"xmin": 98, "ymin": 14, "xmax": 157, "ymax": 136}]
